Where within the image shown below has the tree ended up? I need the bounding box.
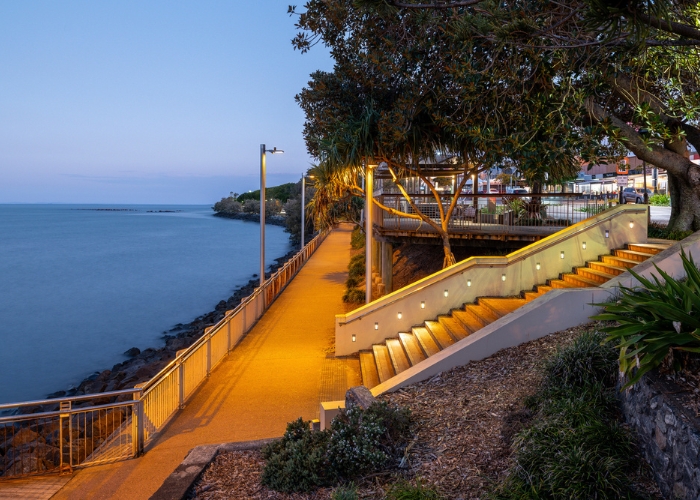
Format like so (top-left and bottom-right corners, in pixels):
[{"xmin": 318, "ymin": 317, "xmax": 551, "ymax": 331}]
[{"xmin": 346, "ymin": 0, "xmax": 700, "ymax": 231}]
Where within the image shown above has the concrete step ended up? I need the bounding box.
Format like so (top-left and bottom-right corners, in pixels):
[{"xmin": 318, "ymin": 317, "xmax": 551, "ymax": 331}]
[
  {"xmin": 601, "ymin": 254, "xmax": 642, "ymax": 268},
  {"xmin": 464, "ymin": 303, "xmax": 500, "ymax": 326},
  {"xmin": 439, "ymin": 315, "xmax": 470, "ymax": 341},
  {"xmin": 588, "ymin": 260, "xmax": 628, "ymax": 276},
  {"xmin": 575, "ymin": 267, "xmax": 616, "ymax": 283},
  {"xmin": 628, "ymin": 243, "xmax": 671, "ymax": 255},
  {"xmin": 522, "ymin": 289, "xmax": 548, "ymax": 301},
  {"xmin": 614, "ymin": 249, "xmax": 653, "ymax": 262},
  {"xmin": 373, "ymin": 344, "xmax": 396, "ymax": 383},
  {"xmin": 534, "ymin": 284, "xmax": 553, "ymax": 294},
  {"xmin": 413, "ymin": 326, "xmax": 441, "ymax": 357},
  {"xmin": 479, "ymin": 297, "xmax": 528, "ymax": 317},
  {"xmin": 561, "ymin": 273, "xmax": 599, "ymax": 287},
  {"xmin": 549, "ymin": 279, "xmax": 577, "ymax": 288},
  {"xmin": 425, "ymin": 320, "xmax": 456, "ymax": 350},
  {"xmin": 386, "ymin": 338, "xmax": 411, "ymax": 375},
  {"xmin": 399, "ymin": 332, "xmax": 426, "ymax": 365},
  {"xmin": 451, "ymin": 309, "xmax": 484, "ymax": 334},
  {"xmin": 359, "ymin": 351, "xmax": 380, "ymax": 389}
]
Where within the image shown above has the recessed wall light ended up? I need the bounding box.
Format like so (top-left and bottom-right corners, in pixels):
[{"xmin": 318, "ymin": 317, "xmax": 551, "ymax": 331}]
[
  {"xmin": 501, "ymin": 274, "xmax": 506, "ymax": 281},
  {"xmin": 352, "ymin": 334, "xmax": 356, "ymax": 342},
  {"xmin": 536, "ymin": 262, "xmax": 541, "ymax": 270},
  {"xmin": 420, "ymin": 301, "xmax": 425, "ymax": 309},
  {"xmin": 629, "ymin": 222, "xmax": 634, "ymax": 228},
  {"xmin": 374, "ymin": 322, "xmax": 379, "ymax": 330},
  {"xmin": 560, "ymin": 251, "xmax": 565, "ymax": 259},
  {"xmin": 397, "ymin": 312, "xmax": 402, "ymax": 319},
  {"xmin": 605, "ymin": 230, "xmax": 609, "ymax": 238},
  {"xmin": 582, "ymin": 242, "xmax": 587, "ymax": 250},
  {"xmin": 444, "ymin": 289, "xmax": 449, "ymax": 297},
  {"xmin": 467, "ymin": 279, "xmax": 472, "ymax": 287}
]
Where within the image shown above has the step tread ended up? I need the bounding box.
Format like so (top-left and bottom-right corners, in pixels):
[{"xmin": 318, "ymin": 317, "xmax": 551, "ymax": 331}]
[
  {"xmin": 562, "ymin": 274, "xmax": 599, "ymax": 287},
  {"xmin": 479, "ymin": 297, "xmax": 528, "ymax": 317},
  {"xmin": 577, "ymin": 267, "xmax": 616, "ymax": 281},
  {"xmin": 588, "ymin": 261, "xmax": 628, "ymax": 275},
  {"xmin": 399, "ymin": 332, "xmax": 427, "ymax": 365},
  {"xmin": 425, "ymin": 320, "xmax": 456, "ymax": 349},
  {"xmin": 464, "ymin": 303, "xmax": 500, "ymax": 325},
  {"xmin": 359, "ymin": 351, "xmax": 380, "ymax": 389},
  {"xmin": 386, "ymin": 339, "xmax": 411, "ymax": 374},
  {"xmin": 439, "ymin": 315, "xmax": 470, "ymax": 341},
  {"xmin": 628, "ymin": 243, "xmax": 671, "ymax": 253},
  {"xmin": 601, "ymin": 255, "xmax": 642, "ymax": 268},
  {"xmin": 535, "ymin": 285, "xmax": 553, "ymax": 293},
  {"xmin": 614, "ymin": 249, "xmax": 654, "ymax": 260},
  {"xmin": 372, "ymin": 344, "xmax": 396, "ymax": 383},
  {"xmin": 451, "ymin": 309, "xmax": 483, "ymax": 334},
  {"xmin": 413, "ymin": 327, "xmax": 441, "ymax": 357},
  {"xmin": 549, "ymin": 279, "xmax": 578, "ymax": 288}
]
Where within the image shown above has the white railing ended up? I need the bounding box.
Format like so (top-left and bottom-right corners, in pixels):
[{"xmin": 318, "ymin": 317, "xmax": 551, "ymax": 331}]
[{"xmin": 0, "ymin": 228, "xmax": 331, "ymax": 480}]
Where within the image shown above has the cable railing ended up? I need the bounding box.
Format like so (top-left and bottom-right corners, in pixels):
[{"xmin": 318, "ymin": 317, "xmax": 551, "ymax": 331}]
[
  {"xmin": 0, "ymin": 228, "xmax": 331, "ymax": 480},
  {"xmin": 378, "ymin": 193, "xmax": 617, "ymax": 234}
]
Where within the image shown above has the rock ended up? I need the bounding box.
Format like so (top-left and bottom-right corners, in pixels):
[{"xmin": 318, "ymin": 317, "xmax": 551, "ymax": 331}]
[
  {"xmin": 10, "ymin": 428, "xmax": 40, "ymax": 447},
  {"xmin": 46, "ymin": 390, "xmax": 66, "ymax": 399},
  {"xmin": 124, "ymin": 347, "xmax": 140, "ymax": 357},
  {"xmin": 345, "ymin": 386, "xmax": 376, "ymax": 410}
]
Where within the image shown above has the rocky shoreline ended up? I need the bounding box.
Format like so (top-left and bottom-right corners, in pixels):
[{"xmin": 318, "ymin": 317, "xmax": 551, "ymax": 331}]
[
  {"xmin": 213, "ymin": 211, "xmax": 287, "ymax": 227},
  {"xmin": 45, "ymin": 248, "xmax": 297, "ymax": 403}
]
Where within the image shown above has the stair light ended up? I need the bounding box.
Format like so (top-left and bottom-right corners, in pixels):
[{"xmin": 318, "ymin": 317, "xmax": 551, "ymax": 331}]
[
  {"xmin": 444, "ymin": 289, "xmax": 449, "ymax": 297},
  {"xmin": 536, "ymin": 262, "xmax": 540, "ymax": 270},
  {"xmin": 352, "ymin": 334, "xmax": 356, "ymax": 342},
  {"xmin": 501, "ymin": 274, "xmax": 506, "ymax": 281},
  {"xmin": 397, "ymin": 312, "xmax": 402, "ymax": 319},
  {"xmin": 374, "ymin": 322, "xmax": 379, "ymax": 330},
  {"xmin": 467, "ymin": 279, "xmax": 472, "ymax": 287},
  {"xmin": 420, "ymin": 301, "xmax": 425, "ymax": 309},
  {"xmin": 629, "ymin": 222, "xmax": 634, "ymax": 228},
  {"xmin": 605, "ymin": 229, "xmax": 609, "ymax": 238},
  {"xmin": 560, "ymin": 251, "xmax": 565, "ymax": 259},
  {"xmin": 582, "ymin": 242, "xmax": 587, "ymax": 250}
]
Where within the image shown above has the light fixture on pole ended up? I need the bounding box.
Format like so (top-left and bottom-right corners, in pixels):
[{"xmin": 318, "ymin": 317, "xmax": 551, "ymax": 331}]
[
  {"xmin": 365, "ymin": 161, "xmax": 377, "ymax": 304},
  {"xmin": 260, "ymin": 144, "xmax": 284, "ymax": 288},
  {"xmin": 301, "ymin": 174, "xmax": 315, "ymax": 251}
]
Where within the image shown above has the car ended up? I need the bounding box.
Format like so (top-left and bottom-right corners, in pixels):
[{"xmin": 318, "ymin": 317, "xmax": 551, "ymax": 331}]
[
  {"xmin": 622, "ymin": 187, "xmax": 652, "ymax": 204},
  {"xmin": 511, "ymin": 188, "xmax": 529, "ymax": 195}
]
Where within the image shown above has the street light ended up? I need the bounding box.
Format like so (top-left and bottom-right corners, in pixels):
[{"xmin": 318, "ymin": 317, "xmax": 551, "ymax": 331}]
[
  {"xmin": 260, "ymin": 144, "xmax": 284, "ymax": 287},
  {"xmin": 301, "ymin": 174, "xmax": 315, "ymax": 250}
]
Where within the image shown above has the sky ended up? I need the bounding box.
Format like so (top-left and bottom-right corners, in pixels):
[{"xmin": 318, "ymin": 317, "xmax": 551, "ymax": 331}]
[{"xmin": 0, "ymin": 1, "xmax": 333, "ymax": 204}]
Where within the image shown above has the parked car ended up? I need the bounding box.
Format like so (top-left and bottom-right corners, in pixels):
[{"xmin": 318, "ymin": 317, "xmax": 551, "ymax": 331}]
[{"xmin": 622, "ymin": 187, "xmax": 652, "ymax": 204}]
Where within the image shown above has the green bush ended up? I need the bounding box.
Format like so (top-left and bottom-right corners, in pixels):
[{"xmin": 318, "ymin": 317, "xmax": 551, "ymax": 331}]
[
  {"xmin": 261, "ymin": 418, "xmax": 335, "ymax": 492},
  {"xmin": 593, "ymin": 248, "xmax": 700, "ymax": 387},
  {"xmin": 647, "ymin": 221, "xmax": 693, "ymax": 241},
  {"xmin": 348, "ymin": 253, "xmax": 366, "ymax": 278},
  {"xmin": 351, "ymin": 226, "xmax": 365, "ymax": 249},
  {"xmin": 491, "ymin": 331, "xmax": 638, "ymax": 500},
  {"xmin": 386, "ymin": 480, "xmax": 444, "ymax": 500},
  {"xmin": 343, "ymin": 288, "xmax": 365, "ymax": 303},
  {"xmin": 346, "ymin": 275, "xmax": 361, "ymax": 288},
  {"xmin": 262, "ymin": 403, "xmax": 413, "ymax": 493},
  {"xmin": 331, "ymin": 484, "xmax": 358, "ymax": 500},
  {"xmin": 649, "ymin": 193, "xmax": 670, "ymax": 206}
]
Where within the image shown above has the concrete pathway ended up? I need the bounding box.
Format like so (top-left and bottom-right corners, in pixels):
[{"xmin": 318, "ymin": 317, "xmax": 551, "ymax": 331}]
[{"xmin": 48, "ymin": 224, "xmax": 360, "ymax": 500}]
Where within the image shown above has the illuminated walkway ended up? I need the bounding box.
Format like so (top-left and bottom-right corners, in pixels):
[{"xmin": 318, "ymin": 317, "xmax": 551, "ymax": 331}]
[{"xmin": 51, "ymin": 223, "xmax": 360, "ymax": 500}]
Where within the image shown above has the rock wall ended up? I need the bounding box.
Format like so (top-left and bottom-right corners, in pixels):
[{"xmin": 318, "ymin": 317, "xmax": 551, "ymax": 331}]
[{"xmin": 619, "ymin": 373, "xmax": 700, "ymax": 500}]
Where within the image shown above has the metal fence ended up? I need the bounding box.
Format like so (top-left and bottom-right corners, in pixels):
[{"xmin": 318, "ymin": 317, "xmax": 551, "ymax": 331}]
[
  {"xmin": 0, "ymin": 228, "xmax": 330, "ymax": 480},
  {"xmin": 378, "ymin": 193, "xmax": 616, "ymax": 234}
]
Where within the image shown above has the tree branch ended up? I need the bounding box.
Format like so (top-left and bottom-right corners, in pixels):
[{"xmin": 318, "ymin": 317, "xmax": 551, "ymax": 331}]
[{"xmin": 634, "ymin": 12, "xmax": 700, "ymax": 42}]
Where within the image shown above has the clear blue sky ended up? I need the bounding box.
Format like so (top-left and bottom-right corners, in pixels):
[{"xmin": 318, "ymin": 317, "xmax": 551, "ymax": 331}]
[{"xmin": 0, "ymin": 1, "xmax": 332, "ymax": 204}]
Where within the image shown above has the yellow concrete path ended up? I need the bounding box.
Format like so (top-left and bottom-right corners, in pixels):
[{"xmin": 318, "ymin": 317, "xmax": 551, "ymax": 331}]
[{"xmin": 51, "ymin": 224, "xmax": 360, "ymax": 500}]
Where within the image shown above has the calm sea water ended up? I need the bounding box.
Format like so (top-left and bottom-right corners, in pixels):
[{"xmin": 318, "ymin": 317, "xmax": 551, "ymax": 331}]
[{"xmin": 0, "ymin": 204, "xmax": 291, "ymax": 404}]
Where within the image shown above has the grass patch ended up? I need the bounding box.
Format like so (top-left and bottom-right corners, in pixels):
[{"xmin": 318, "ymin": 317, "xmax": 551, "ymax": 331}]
[
  {"xmin": 491, "ymin": 330, "xmax": 644, "ymax": 500},
  {"xmin": 386, "ymin": 480, "xmax": 445, "ymax": 499}
]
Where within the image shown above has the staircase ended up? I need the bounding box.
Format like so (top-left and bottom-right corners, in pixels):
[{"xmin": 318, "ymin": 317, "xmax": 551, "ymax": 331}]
[{"xmin": 360, "ymin": 243, "xmax": 671, "ymax": 389}]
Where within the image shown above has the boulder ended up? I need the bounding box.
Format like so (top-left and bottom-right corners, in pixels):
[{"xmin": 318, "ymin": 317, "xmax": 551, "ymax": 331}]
[
  {"xmin": 345, "ymin": 386, "xmax": 376, "ymax": 410},
  {"xmin": 124, "ymin": 347, "xmax": 140, "ymax": 357}
]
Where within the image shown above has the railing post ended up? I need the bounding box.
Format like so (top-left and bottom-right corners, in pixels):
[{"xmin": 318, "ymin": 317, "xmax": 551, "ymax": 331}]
[
  {"xmin": 177, "ymin": 351, "xmax": 185, "ymax": 409},
  {"xmin": 59, "ymin": 400, "xmax": 72, "ymax": 474},
  {"xmin": 133, "ymin": 385, "xmax": 145, "ymax": 456},
  {"xmin": 226, "ymin": 313, "xmax": 232, "ymax": 351},
  {"xmin": 205, "ymin": 327, "xmax": 213, "ymax": 377}
]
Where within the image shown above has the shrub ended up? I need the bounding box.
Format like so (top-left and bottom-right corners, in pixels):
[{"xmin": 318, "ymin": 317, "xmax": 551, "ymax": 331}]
[
  {"xmin": 348, "ymin": 253, "xmax": 366, "ymax": 279},
  {"xmin": 649, "ymin": 193, "xmax": 670, "ymax": 206},
  {"xmin": 343, "ymin": 288, "xmax": 365, "ymax": 303},
  {"xmin": 243, "ymin": 199, "xmax": 260, "ymax": 214},
  {"xmin": 351, "ymin": 226, "xmax": 364, "ymax": 249},
  {"xmin": 647, "ymin": 221, "xmax": 693, "ymax": 241},
  {"xmin": 261, "ymin": 418, "xmax": 334, "ymax": 492},
  {"xmin": 491, "ymin": 330, "xmax": 638, "ymax": 500},
  {"xmin": 593, "ymin": 248, "xmax": 700, "ymax": 387},
  {"xmin": 213, "ymin": 197, "xmax": 242, "ymax": 214},
  {"xmin": 345, "ymin": 275, "xmax": 361, "ymax": 288},
  {"xmin": 331, "ymin": 484, "xmax": 358, "ymax": 500},
  {"xmin": 386, "ymin": 481, "xmax": 444, "ymax": 500},
  {"xmin": 262, "ymin": 403, "xmax": 413, "ymax": 493}
]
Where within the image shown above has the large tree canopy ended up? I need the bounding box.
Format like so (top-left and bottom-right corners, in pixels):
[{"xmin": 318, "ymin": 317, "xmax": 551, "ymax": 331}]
[{"xmin": 292, "ymin": 0, "xmax": 700, "ymax": 231}]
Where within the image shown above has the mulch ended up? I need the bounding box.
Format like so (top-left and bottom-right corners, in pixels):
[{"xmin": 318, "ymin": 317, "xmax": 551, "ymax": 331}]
[{"xmin": 189, "ymin": 323, "xmax": 662, "ymax": 499}]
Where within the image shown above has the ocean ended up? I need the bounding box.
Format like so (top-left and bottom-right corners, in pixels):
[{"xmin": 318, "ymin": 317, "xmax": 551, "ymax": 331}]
[{"xmin": 0, "ymin": 204, "xmax": 292, "ymax": 404}]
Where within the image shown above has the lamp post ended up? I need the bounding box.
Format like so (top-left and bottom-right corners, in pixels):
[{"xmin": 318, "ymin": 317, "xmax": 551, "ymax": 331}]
[
  {"xmin": 365, "ymin": 161, "xmax": 376, "ymax": 304},
  {"xmin": 260, "ymin": 144, "xmax": 283, "ymax": 287},
  {"xmin": 300, "ymin": 174, "xmax": 315, "ymax": 250}
]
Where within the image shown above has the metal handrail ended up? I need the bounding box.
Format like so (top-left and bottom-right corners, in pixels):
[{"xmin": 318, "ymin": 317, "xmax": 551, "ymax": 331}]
[
  {"xmin": 0, "ymin": 388, "xmax": 142, "ymax": 411},
  {"xmin": 339, "ymin": 206, "xmax": 646, "ymax": 326}
]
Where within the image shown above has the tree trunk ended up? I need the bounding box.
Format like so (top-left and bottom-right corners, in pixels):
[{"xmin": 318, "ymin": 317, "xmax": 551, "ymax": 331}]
[
  {"xmin": 441, "ymin": 232, "xmax": 456, "ymax": 268},
  {"xmin": 666, "ymin": 171, "xmax": 700, "ymax": 232}
]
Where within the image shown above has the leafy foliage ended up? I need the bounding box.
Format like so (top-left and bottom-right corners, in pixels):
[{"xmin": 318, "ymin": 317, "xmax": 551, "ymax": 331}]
[
  {"xmin": 492, "ymin": 331, "xmax": 638, "ymax": 499},
  {"xmin": 594, "ymin": 248, "xmax": 700, "ymax": 387},
  {"xmin": 350, "ymin": 225, "xmax": 364, "ymax": 250},
  {"xmin": 262, "ymin": 403, "xmax": 413, "ymax": 493},
  {"xmin": 648, "ymin": 221, "xmax": 693, "ymax": 241},
  {"xmin": 331, "ymin": 484, "xmax": 359, "ymax": 500},
  {"xmin": 649, "ymin": 193, "xmax": 670, "ymax": 206},
  {"xmin": 386, "ymin": 480, "xmax": 445, "ymax": 500},
  {"xmin": 237, "ymin": 183, "xmax": 297, "ymax": 203}
]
